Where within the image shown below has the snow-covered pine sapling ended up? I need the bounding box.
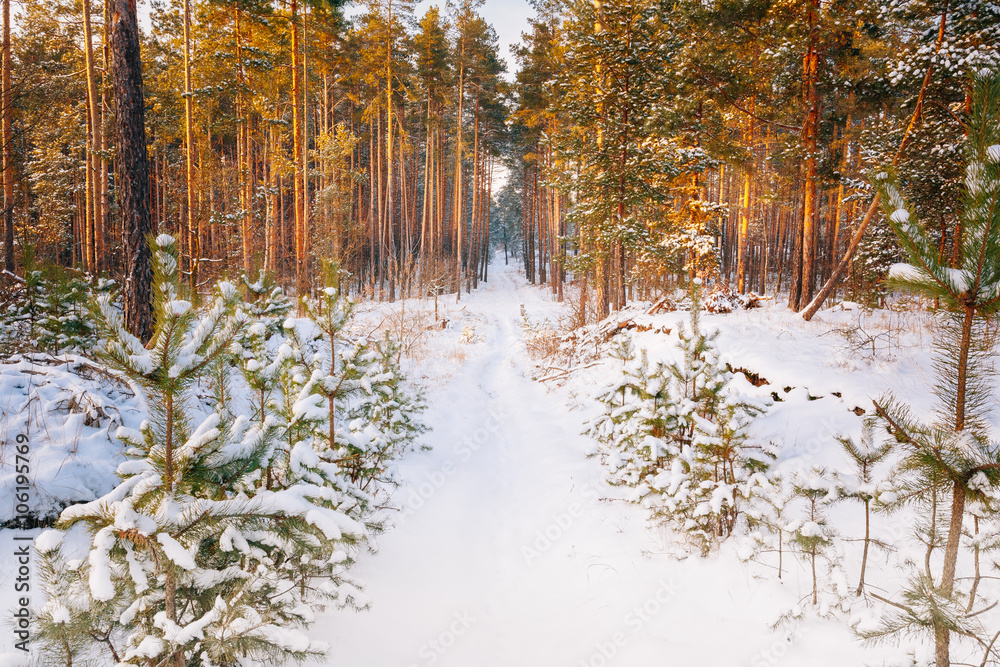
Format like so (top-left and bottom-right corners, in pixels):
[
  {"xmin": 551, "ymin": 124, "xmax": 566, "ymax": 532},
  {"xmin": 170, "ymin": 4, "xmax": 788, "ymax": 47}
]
[
  {"xmin": 789, "ymin": 469, "xmax": 841, "ymax": 608},
  {"xmin": 35, "ymin": 267, "xmax": 104, "ymax": 355},
  {"xmin": 868, "ymin": 71, "xmax": 1000, "ymax": 667},
  {"xmin": 345, "ymin": 332, "xmax": 427, "ymax": 491},
  {"xmin": 298, "ymin": 276, "xmax": 354, "ymax": 452},
  {"xmin": 668, "ymin": 278, "xmax": 728, "ymax": 440},
  {"xmin": 742, "ymin": 473, "xmax": 796, "ymax": 580},
  {"xmin": 587, "ymin": 336, "xmax": 673, "ymax": 495},
  {"xmin": 239, "ymin": 320, "xmax": 288, "ymax": 426},
  {"xmin": 36, "ymin": 235, "xmax": 366, "ymax": 667},
  {"xmin": 838, "ymin": 419, "xmax": 893, "ymax": 596},
  {"xmin": 645, "ymin": 278, "xmax": 769, "ymax": 553},
  {"xmin": 278, "ymin": 283, "xmax": 399, "ymax": 522},
  {"xmin": 588, "ymin": 280, "xmax": 769, "ymax": 553},
  {"xmin": 242, "ymin": 269, "xmax": 293, "ymax": 336},
  {"xmin": 85, "ymin": 234, "xmax": 250, "ymax": 666}
]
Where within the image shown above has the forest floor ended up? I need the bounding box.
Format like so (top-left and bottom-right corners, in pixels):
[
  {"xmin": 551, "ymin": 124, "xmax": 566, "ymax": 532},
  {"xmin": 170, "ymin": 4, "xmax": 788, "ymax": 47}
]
[{"xmin": 315, "ymin": 261, "xmax": 930, "ymax": 667}]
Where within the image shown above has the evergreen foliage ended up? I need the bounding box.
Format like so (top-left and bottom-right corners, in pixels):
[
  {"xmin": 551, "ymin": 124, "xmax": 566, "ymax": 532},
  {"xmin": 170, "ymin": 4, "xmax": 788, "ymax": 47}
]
[
  {"xmin": 0, "ymin": 256, "xmax": 114, "ymax": 355},
  {"xmin": 864, "ymin": 72, "xmax": 1000, "ymax": 667},
  {"xmin": 34, "ymin": 234, "xmax": 425, "ymax": 666},
  {"xmin": 589, "ymin": 279, "xmax": 770, "ymax": 553},
  {"xmin": 838, "ymin": 419, "xmax": 893, "ymax": 596}
]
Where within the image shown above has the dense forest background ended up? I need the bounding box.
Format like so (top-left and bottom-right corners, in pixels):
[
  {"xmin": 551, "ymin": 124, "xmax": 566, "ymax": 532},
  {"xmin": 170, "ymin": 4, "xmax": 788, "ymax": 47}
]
[{"xmin": 0, "ymin": 0, "xmax": 997, "ymax": 320}]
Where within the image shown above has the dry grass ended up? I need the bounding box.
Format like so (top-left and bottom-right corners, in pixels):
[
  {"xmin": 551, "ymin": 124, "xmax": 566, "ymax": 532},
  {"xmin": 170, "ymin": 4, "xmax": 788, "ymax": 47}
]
[
  {"xmin": 352, "ymin": 298, "xmax": 443, "ymax": 364},
  {"xmin": 524, "ymin": 326, "xmax": 564, "ymax": 359}
]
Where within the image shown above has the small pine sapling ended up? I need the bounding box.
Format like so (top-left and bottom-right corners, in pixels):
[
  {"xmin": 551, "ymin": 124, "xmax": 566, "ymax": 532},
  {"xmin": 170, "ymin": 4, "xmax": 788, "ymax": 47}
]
[
  {"xmin": 587, "ymin": 337, "xmax": 674, "ymax": 496},
  {"xmin": 278, "ymin": 273, "xmax": 425, "ymax": 525},
  {"xmin": 588, "ymin": 279, "xmax": 769, "ymax": 553},
  {"xmin": 298, "ymin": 274, "xmax": 355, "ymax": 451},
  {"xmin": 36, "ymin": 235, "xmax": 365, "ymax": 667},
  {"xmin": 646, "ymin": 279, "xmax": 770, "ymax": 553},
  {"xmin": 742, "ymin": 472, "xmax": 796, "ymax": 581},
  {"xmin": 788, "ymin": 468, "xmax": 845, "ymax": 611},
  {"xmin": 839, "ymin": 419, "xmax": 894, "ymax": 596},
  {"xmin": 239, "ymin": 320, "xmax": 289, "ymax": 426},
  {"xmin": 345, "ymin": 332, "xmax": 428, "ymax": 491},
  {"xmin": 275, "ymin": 316, "xmax": 375, "ymax": 527},
  {"xmin": 35, "ymin": 268, "xmax": 103, "ymax": 354},
  {"xmin": 242, "ymin": 269, "xmax": 293, "ymax": 336}
]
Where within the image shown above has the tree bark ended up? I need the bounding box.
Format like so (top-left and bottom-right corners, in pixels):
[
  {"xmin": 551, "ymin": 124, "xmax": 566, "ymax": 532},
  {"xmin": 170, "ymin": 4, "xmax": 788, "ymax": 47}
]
[
  {"xmin": 454, "ymin": 59, "xmax": 464, "ymax": 301},
  {"xmin": 738, "ymin": 169, "xmax": 750, "ymax": 292},
  {"xmin": 955, "ymin": 304, "xmax": 974, "ymax": 431},
  {"xmin": 291, "ymin": 0, "xmax": 306, "ymax": 298},
  {"xmin": 83, "ymin": 0, "xmax": 101, "ymax": 272},
  {"xmin": 797, "ymin": 2, "xmax": 819, "ymax": 310},
  {"xmin": 2, "ymin": 0, "xmax": 13, "ymax": 276},
  {"xmin": 936, "ymin": 480, "xmax": 966, "ymax": 667},
  {"xmin": 99, "ymin": 1, "xmax": 109, "ymax": 271},
  {"xmin": 110, "ymin": 0, "xmax": 154, "ymax": 343},
  {"xmin": 183, "ymin": 0, "xmax": 199, "ymax": 289}
]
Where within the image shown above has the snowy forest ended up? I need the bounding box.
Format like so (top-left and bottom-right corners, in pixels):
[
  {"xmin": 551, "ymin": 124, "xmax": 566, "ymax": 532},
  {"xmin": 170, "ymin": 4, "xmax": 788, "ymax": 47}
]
[{"xmin": 1, "ymin": 0, "xmax": 1000, "ymax": 664}]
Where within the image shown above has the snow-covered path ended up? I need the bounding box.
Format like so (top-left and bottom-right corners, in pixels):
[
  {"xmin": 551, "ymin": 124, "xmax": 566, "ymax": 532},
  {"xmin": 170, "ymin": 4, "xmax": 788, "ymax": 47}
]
[{"xmin": 315, "ymin": 262, "xmax": 870, "ymax": 667}]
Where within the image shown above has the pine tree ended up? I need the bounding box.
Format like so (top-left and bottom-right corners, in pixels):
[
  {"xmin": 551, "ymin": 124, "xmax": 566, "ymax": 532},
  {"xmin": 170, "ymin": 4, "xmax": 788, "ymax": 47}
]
[
  {"xmin": 588, "ymin": 337, "xmax": 670, "ymax": 495},
  {"xmin": 35, "ymin": 235, "xmax": 365, "ymax": 667},
  {"xmin": 865, "ymin": 71, "xmax": 1000, "ymax": 667},
  {"xmin": 277, "ymin": 267, "xmax": 426, "ymax": 520},
  {"xmin": 645, "ymin": 280, "xmax": 770, "ymax": 552},
  {"xmin": 838, "ymin": 420, "xmax": 893, "ymax": 596},
  {"xmin": 742, "ymin": 473, "xmax": 796, "ymax": 581},
  {"xmin": 589, "ymin": 279, "xmax": 769, "ymax": 553},
  {"xmin": 242, "ymin": 270, "xmax": 294, "ymax": 335},
  {"xmin": 788, "ymin": 468, "xmax": 844, "ymax": 611}
]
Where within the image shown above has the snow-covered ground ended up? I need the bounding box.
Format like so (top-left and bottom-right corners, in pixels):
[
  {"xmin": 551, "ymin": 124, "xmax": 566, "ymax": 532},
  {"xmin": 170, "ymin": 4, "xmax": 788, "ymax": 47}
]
[
  {"xmin": 3, "ymin": 258, "xmax": 998, "ymax": 665},
  {"xmin": 313, "ymin": 262, "xmax": 961, "ymax": 666}
]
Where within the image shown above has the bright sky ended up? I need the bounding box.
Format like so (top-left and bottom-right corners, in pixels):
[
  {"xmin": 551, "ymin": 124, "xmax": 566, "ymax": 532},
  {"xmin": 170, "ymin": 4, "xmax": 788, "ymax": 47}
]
[
  {"xmin": 348, "ymin": 0, "xmax": 535, "ymax": 79},
  {"xmin": 139, "ymin": 0, "xmax": 535, "ymax": 80}
]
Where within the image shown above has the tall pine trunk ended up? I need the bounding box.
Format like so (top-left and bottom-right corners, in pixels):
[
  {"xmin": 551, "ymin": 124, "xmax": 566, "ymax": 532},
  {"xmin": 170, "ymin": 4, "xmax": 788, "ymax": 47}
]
[
  {"xmin": 183, "ymin": 0, "xmax": 198, "ymax": 288},
  {"xmin": 109, "ymin": 0, "xmax": 153, "ymax": 343},
  {"xmin": 291, "ymin": 0, "xmax": 306, "ymax": 298},
  {"xmin": 83, "ymin": 0, "xmax": 101, "ymax": 272},
  {"xmin": 454, "ymin": 59, "xmax": 464, "ymax": 301},
  {"xmin": 794, "ymin": 1, "xmax": 819, "ymax": 310},
  {"xmin": 2, "ymin": 0, "xmax": 12, "ymax": 276}
]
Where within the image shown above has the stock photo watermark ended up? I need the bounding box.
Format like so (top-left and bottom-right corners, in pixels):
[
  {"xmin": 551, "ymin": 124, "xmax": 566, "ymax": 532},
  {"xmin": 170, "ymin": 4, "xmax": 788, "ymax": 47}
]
[
  {"xmin": 10, "ymin": 431, "xmax": 33, "ymax": 654},
  {"xmin": 522, "ymin": 483, "xmax": 599, "ymax": 565},
  {"xmin": 577, "ymin": 578, "xmax": 679, "ymax": 667},
  {"xmin": 400, "ymin": 405, "xmax": 504, "ymax": 520},
  {"xmin": 406, "ymin": 609, "xmax": 477, "ymax": 666}
]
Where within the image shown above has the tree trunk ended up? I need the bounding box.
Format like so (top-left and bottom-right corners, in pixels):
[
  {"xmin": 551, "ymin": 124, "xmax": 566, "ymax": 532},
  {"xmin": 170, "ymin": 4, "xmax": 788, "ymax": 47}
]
[
  {"xmin": 301, "ymin": 6, "xmax": 310, "ymax": 292},
  {"xmin": 857, "ymin": 499, "xmax": 870, "ymax": 595},
  {"xmin": 385, "ymin": 1, "xmax": 395, "ymax": 302},
  {"xmin": 291, "ymin": 0, "xmax": 306, "ymax": 298},
  {"xmin": 99, "ymin": 2, "xmax": 109, "ymax": 273},
  {"xmin": 454, "ymin": 59, "xmax": 464, "ymax": 301},
  {"xmin": 419, "ymin": 93, "xmax": 431, "ymax": 292},
  {"xmin": 797, "ymin": 2, "xmax": 819, "ymax": 310},
  {"xmin": 183, "ymin": 0, "xmax": 199, "ymax": 289},
  {"xmin": 2, "ymin": 0, "xmax": 12, "ymax": 276},
  {"xmin": 936, "ymin": 480, "xmax": 966, "ymax": 667},
  {"xmin": 955, "ymin": 305, "xmax": 974, "ymax": 431},
  {"xmin": 110, "ymin": 0, "xmax": 154, "ymax": 343},
  {"xmin": 83, "ymin": 0, "xmax": 102, "ymax": 272},
  {"xmin": 737, "ymin": 169, "xmax": 750, "ymax": 292}
]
